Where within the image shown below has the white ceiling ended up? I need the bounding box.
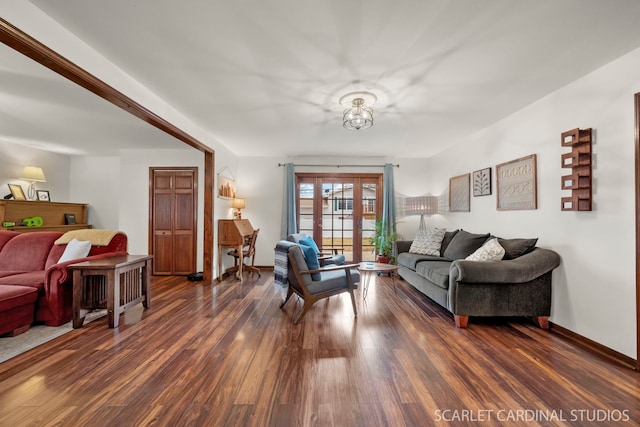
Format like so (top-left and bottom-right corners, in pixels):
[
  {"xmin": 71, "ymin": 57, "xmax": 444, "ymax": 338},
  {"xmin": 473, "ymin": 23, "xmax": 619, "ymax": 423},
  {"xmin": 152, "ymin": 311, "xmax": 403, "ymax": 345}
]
[{"xmin": 4, "ymin": 1, "xmax": 640, "ymax": 157}]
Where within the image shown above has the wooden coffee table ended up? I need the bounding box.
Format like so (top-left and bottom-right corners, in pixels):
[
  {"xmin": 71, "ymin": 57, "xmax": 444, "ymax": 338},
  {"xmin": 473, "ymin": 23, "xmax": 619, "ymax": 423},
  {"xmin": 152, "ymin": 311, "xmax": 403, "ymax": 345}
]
[{"xmin": 357, "ymin": 262, "xmax": 399, "ymax": 300}]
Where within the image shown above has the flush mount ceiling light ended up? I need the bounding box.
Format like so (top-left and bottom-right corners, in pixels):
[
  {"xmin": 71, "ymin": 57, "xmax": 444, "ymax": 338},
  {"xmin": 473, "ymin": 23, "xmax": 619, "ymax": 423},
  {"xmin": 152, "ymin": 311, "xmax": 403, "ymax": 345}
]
[{"xmin": 340, "ymin": 91, "xmax": 377, "ymax": 131}]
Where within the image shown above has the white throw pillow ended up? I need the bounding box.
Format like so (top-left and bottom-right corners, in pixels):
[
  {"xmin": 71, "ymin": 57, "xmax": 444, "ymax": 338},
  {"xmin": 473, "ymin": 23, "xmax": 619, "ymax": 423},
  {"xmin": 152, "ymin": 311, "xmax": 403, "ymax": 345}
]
[
  {"xmin": 409, "ymin": 228, "xmax": 446, "ymax": 256},
  {"xmin": 58, "ymin": 239, "xmax": 92, "ymax": 263},
  {"xmin": 465, "ymin": 237, "xmax": 505, "ymax": 262}
]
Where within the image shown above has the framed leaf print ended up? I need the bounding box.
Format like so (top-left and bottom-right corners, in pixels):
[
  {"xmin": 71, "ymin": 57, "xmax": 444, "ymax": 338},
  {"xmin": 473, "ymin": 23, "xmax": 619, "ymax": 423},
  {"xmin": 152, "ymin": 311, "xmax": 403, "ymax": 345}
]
[{"xmin": 472, "ymin": 167, "xmax": 491, "ymax": 196}]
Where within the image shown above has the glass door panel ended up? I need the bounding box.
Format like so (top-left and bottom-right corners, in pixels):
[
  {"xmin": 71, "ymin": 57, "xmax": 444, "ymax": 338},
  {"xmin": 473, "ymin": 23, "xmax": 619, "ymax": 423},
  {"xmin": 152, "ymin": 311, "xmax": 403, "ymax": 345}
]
[
  {"xmin": 298, "ymin": 181, "xmax": 314, "ymax": 237},
  {"xmin": 296, "ymin": 173, "xmax": 382, "ymax": 263},
  {"xmin": 361, "ymin": 181, "xmax": 377, "ymax": 261},
  {"xmin": 321, "ymin": 180, "xmax": 354, "ymax": 262}
]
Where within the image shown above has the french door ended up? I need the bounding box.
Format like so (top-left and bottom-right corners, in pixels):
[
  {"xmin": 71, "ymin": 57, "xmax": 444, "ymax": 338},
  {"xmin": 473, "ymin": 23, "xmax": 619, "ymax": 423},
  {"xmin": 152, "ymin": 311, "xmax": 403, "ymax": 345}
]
[{"xmin": 296, "ymin": 173, "xmax": 382, "ymax": 263}]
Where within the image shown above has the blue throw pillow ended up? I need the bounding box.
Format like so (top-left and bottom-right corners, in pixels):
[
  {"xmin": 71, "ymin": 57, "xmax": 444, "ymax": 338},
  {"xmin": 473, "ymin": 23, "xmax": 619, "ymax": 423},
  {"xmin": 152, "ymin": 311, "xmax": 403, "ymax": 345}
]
[
  {"xmin": 297, "ymin": 243, "xmax": 321, "ymax": 280},
  {"xmin": 299, "ymin": 236, "xmax": 320, "ymax": 254}
]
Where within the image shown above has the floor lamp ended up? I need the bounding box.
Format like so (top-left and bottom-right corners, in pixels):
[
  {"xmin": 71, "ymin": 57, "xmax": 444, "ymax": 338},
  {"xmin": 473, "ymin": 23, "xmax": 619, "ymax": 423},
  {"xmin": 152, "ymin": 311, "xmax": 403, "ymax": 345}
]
[{"xmin": 404, "ymin": 195, "xmax": 440, "ymax": 230}]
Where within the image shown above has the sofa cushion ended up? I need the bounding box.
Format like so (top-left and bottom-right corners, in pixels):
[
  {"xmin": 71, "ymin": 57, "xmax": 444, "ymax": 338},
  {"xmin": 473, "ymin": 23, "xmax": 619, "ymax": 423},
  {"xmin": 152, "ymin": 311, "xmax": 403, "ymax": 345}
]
[
  {"xmin": 0, "ymin": 271, "xmax": 45, "ymax": 292},
  {"xmin": 0, "ymin": 232, "xmax": 62, "ymax": 272},
  {"xmin": 0, "ymin": 231, "xmax": 19, "ymax": 252},
  {"xmin": 498, "ymin": 238, "xmax": 538, "ymax": 260},
  {"xmin": 466, "ymin": 237, "xmax": 505, "ymax": 261},
  {"xmin": 0, "ymin": 284, "xmax": 38, "ymax": 312},
  {"xmin": 409, "ymin": 228, "xmax": 446, "ymax": 256},
  {"xmin": 443, "ymin": 230, "xmax": 490, "ymax": 260},
  {"xmin": 440, "ymin": 230, "xmax": 459, "ymax": 255},
  {"xmin": 307, "ymin": 268, "xmax": 361, "ymax": 295},
  {"xmin": 415, "ymin": 260, "xmax": 452, "ymax": 289},
  {"xmin": 397, "ymin": 252, "xmax": 446, "ymax": 270}
]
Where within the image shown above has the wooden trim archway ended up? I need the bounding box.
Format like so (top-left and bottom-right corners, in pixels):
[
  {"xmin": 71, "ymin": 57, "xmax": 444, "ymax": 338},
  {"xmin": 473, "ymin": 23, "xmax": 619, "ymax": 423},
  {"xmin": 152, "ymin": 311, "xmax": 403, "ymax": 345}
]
[
  {"xmin": 635, "ymin": 92, "xmax": 640, "ymax": 371},
  {"xmin": 0, "ymin": 18, "xmax": 215, "ymax": 282}
]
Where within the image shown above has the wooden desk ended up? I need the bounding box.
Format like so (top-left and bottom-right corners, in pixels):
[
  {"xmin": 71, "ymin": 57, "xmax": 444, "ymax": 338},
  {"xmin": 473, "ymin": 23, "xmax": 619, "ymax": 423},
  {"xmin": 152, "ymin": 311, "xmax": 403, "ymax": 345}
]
[
  {"xmin": 218, "ymin": 219, "xmax": 254, "ymax": 282},
  {"xmin": 70, "ymin": 255, "xmax": 152, "ymax": 328}
]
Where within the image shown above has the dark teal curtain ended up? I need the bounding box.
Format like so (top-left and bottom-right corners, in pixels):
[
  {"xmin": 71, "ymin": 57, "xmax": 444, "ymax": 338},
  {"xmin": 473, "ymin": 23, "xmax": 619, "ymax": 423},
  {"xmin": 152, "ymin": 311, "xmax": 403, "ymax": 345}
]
[
  {"xmin": 381, "ymin": 163, "xmax": 396, "ymax": 247},
  {"xmin": 281, "ymin": 163, "xmax": 297, "ymax": 238}
]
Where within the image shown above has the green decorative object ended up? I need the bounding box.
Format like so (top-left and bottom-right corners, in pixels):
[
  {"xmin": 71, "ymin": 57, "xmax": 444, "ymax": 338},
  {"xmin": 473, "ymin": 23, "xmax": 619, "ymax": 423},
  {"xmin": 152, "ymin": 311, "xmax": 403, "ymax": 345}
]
[{"xmin": 23, "ymin": 216, "xmax": 43, "ymax": 227}]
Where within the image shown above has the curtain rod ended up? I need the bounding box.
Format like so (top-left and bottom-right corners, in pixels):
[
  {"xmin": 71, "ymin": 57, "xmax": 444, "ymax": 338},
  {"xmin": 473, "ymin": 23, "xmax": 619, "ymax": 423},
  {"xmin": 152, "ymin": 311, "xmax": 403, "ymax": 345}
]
[{"xmin": 278, "ymin": 163, "xmax": 399, "ymax": 168}]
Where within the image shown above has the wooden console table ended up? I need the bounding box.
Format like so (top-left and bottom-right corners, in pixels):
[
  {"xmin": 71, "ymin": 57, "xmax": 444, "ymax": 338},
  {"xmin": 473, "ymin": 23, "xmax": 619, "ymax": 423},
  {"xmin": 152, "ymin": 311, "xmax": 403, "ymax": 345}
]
[{"xmin": 70, "ymin": 255, "xmax": 153, "ymax": 328}]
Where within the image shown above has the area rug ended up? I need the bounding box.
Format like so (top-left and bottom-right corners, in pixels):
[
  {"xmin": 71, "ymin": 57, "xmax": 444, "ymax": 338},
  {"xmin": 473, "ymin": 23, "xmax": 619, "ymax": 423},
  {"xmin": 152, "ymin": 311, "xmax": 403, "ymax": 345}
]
[{"xmin": 0, "ymin": 310, "xmax": 106, "ymax": 363}]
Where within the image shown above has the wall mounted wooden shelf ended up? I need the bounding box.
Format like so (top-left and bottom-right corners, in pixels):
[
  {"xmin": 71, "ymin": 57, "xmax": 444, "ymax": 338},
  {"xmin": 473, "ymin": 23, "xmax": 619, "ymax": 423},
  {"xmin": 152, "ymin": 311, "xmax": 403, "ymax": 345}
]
[
  {"xmin": 560, "ymin": 128, "xmax": 592, "ymax": 211},
  {"xmin": 0, "ymin": 200, "xmax": 91, "ymax": 233}
]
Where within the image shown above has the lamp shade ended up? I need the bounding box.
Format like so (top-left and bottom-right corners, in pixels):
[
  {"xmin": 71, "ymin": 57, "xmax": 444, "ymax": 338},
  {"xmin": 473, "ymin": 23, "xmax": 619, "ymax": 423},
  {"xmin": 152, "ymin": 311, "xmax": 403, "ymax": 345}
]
[
  {"xmin": 19, "ymin": 166, "xmax": 46, "ymax": 182},
  {"xmin": 404, "ymin": 196, "xmax": 439, "ymax": 216},
  {"xmin": 231, "ymin": 198, "xmax": 245, "ymax": 209}
]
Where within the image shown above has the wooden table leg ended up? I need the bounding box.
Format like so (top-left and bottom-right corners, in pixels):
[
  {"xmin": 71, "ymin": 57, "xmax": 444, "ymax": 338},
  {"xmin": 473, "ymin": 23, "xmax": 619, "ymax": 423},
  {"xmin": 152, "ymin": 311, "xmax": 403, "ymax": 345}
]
[
  {"xmin": 72, "ymin": 269, "xmax": 85, "ymax": 328},
  {"xmin": 107, "ymin": 270, "xmax": 118, "ymax": 328},
  {"xmin": 142, "ymin": 259, "xmax": 151, "ymax": 309}
]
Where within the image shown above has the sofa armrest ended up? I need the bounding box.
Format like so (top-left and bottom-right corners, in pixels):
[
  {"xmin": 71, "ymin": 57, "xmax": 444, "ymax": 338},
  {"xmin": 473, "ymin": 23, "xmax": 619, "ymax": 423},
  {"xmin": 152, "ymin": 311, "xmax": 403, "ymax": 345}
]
[
  {"xmin": 45, "ymin": 250, "xmax": 129, "ymax": 290},
  {"xmin": 450, "ymin": 248, "xmax": 560, "ymax": 284},
  {"xmin": 395, "ymin": 240, "xmax": 413, "ymax": 255}
]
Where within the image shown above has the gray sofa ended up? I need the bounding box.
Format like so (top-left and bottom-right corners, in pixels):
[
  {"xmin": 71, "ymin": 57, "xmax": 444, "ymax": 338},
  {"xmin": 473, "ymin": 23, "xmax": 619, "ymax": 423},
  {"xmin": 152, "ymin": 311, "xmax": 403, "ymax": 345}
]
[{"xmin": 395, "ymin": 229, "xmax": 561, "ymax": 328}]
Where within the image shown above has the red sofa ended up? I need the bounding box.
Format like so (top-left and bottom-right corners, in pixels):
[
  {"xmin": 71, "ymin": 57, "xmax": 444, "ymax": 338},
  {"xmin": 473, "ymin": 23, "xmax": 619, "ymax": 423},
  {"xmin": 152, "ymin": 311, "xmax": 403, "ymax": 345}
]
[{"xmin": 0, "ymin": 230, "xmax": 127, "ymax": 334}]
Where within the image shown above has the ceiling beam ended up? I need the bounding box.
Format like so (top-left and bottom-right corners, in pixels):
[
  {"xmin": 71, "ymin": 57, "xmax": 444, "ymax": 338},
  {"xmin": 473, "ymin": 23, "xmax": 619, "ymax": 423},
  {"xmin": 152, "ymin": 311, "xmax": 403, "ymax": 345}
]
[{"xmin": 0, "ymin": 17, "xmax": 212, "ymax": 154}]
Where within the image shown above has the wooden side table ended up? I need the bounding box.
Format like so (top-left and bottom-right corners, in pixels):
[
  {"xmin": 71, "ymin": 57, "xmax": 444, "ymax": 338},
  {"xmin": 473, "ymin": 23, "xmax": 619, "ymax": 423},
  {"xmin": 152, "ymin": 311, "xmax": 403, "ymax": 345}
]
[
  {"xmin": 357, "ymin": 262, "xmax": 399, "ymax": 300},
  {"xmin": 70, "ymin": 255, "xmax": 153, "ymax": 328}
]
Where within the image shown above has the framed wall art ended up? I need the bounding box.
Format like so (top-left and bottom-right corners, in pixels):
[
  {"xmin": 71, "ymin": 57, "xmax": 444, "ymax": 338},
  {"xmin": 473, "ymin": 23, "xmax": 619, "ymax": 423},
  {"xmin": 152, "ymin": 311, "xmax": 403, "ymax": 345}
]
[
  {"xmin": 449, "ymin": 173, "xmax": 470, "ymax": 212},
  {"xmin": 8, "ymin": 184, "xmax": 26, "ymax": 201},
  {"xmin": 496, "ymin": 154, "xmax": 537, "ymax": 210},
  {"xmin": 472, "ymin": 167, "xmax": 492, "ymax": 196},
  {"xmin": 217, "ymin": 166, "xmax": 236, "ymax": 199}
]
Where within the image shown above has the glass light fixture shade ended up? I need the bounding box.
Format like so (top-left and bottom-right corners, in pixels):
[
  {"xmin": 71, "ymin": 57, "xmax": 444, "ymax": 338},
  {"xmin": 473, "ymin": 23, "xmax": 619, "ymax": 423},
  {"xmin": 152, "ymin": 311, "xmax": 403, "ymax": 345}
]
[
  {"xmin": 343, "ymin": 98, "xmax": 373, "ymax": 130},
  {"xmin": 19, "ymin": 166, "xmax": 46, "ymax": 182}
]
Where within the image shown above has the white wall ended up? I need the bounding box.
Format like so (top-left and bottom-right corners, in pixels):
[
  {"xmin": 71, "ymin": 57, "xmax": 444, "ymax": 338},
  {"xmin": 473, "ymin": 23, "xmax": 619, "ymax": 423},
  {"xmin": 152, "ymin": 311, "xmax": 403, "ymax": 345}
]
[
  {"xmin": 0, "ymin": 140, "xmax": 71, "ymax": 203},
  {"xmin": 70, "ymin": 156, "xmax": 120, "ymax": 229},
  {"xmin": 417, "ymin": 47, "xmax": 640, "ymax": 359}
]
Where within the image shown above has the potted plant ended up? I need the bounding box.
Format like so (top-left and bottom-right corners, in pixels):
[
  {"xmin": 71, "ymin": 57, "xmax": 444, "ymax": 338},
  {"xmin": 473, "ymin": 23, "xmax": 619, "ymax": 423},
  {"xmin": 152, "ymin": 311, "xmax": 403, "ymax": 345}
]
[{"xmin": 364, "ymin": 219, "xmax": 399, "ymax": 264}]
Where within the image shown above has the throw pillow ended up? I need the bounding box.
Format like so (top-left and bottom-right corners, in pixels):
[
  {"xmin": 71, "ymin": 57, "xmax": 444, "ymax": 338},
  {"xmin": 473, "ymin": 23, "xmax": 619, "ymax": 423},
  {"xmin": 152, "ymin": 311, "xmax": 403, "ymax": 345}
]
[
  {"xmin": 465, "ymin": 237, "xmax": 505, "ymax": 262},
  {"xmin": 498, "ymin": 238, "xmax": 538, "ymax": 260},
  {"xmin": 440, "ymin": 229, "xmax": 459, "ymax": 255},
  {"xmin": 442, "ymin": 229, "xmax": 490, "ymax": 260},
  {"xmin": 57, "ymin": 238, "xmax": 91, "ymax": 263},
  {"xmin": 409, "ymin": 228, "xmax": 446, "ymax": 256},
  {"xmin": 297, "ymin": 243, "xmax": 321, "ymax": 280},
  {"xmin": 299, "ymin": 236, "xmax": 320, "ymax": 255}
]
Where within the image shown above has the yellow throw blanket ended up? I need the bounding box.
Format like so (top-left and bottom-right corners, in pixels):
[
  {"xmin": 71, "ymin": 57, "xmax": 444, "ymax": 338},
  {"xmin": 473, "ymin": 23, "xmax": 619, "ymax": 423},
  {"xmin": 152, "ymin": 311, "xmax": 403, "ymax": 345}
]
[{"xmin": 54, "ymin": 229, "xmax": 120, "ymax": 246}]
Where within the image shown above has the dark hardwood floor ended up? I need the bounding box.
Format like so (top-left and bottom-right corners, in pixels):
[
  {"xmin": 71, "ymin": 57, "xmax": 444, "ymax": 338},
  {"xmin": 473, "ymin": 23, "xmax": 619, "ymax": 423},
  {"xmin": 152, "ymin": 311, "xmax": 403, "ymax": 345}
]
[{"xmin": 0, "ymin": 272, "xmax": 638, "ymax": 426}]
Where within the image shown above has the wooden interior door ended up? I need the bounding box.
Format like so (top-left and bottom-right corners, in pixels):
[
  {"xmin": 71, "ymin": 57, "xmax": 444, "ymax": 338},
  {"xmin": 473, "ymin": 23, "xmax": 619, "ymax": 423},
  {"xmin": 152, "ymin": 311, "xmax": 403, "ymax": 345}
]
[{"xmin": 150, "ymin": 167, "xmax": 197, "ymax": 275}]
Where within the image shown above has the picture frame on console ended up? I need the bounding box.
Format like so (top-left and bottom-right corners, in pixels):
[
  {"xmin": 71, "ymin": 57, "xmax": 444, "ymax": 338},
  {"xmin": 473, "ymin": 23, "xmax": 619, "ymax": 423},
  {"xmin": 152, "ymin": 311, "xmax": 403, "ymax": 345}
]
[
  {"xmin": 36, "ymin": 190, "xmax": 50, "ymax": 202},
  {"xmin": 8, "ymin": 184, "xmax": 26, "ymax": 201},
  {"xmin": 64, "ymin": 213, "xmax": 77, "ymax": 225}
]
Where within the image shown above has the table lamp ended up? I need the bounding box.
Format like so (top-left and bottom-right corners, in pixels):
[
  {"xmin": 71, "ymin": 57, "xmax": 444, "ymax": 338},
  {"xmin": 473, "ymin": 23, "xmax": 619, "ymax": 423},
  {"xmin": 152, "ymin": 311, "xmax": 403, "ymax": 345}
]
[{"xmin": 232, "ymin": 198, "xmax": 245, "ymax": 219}]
